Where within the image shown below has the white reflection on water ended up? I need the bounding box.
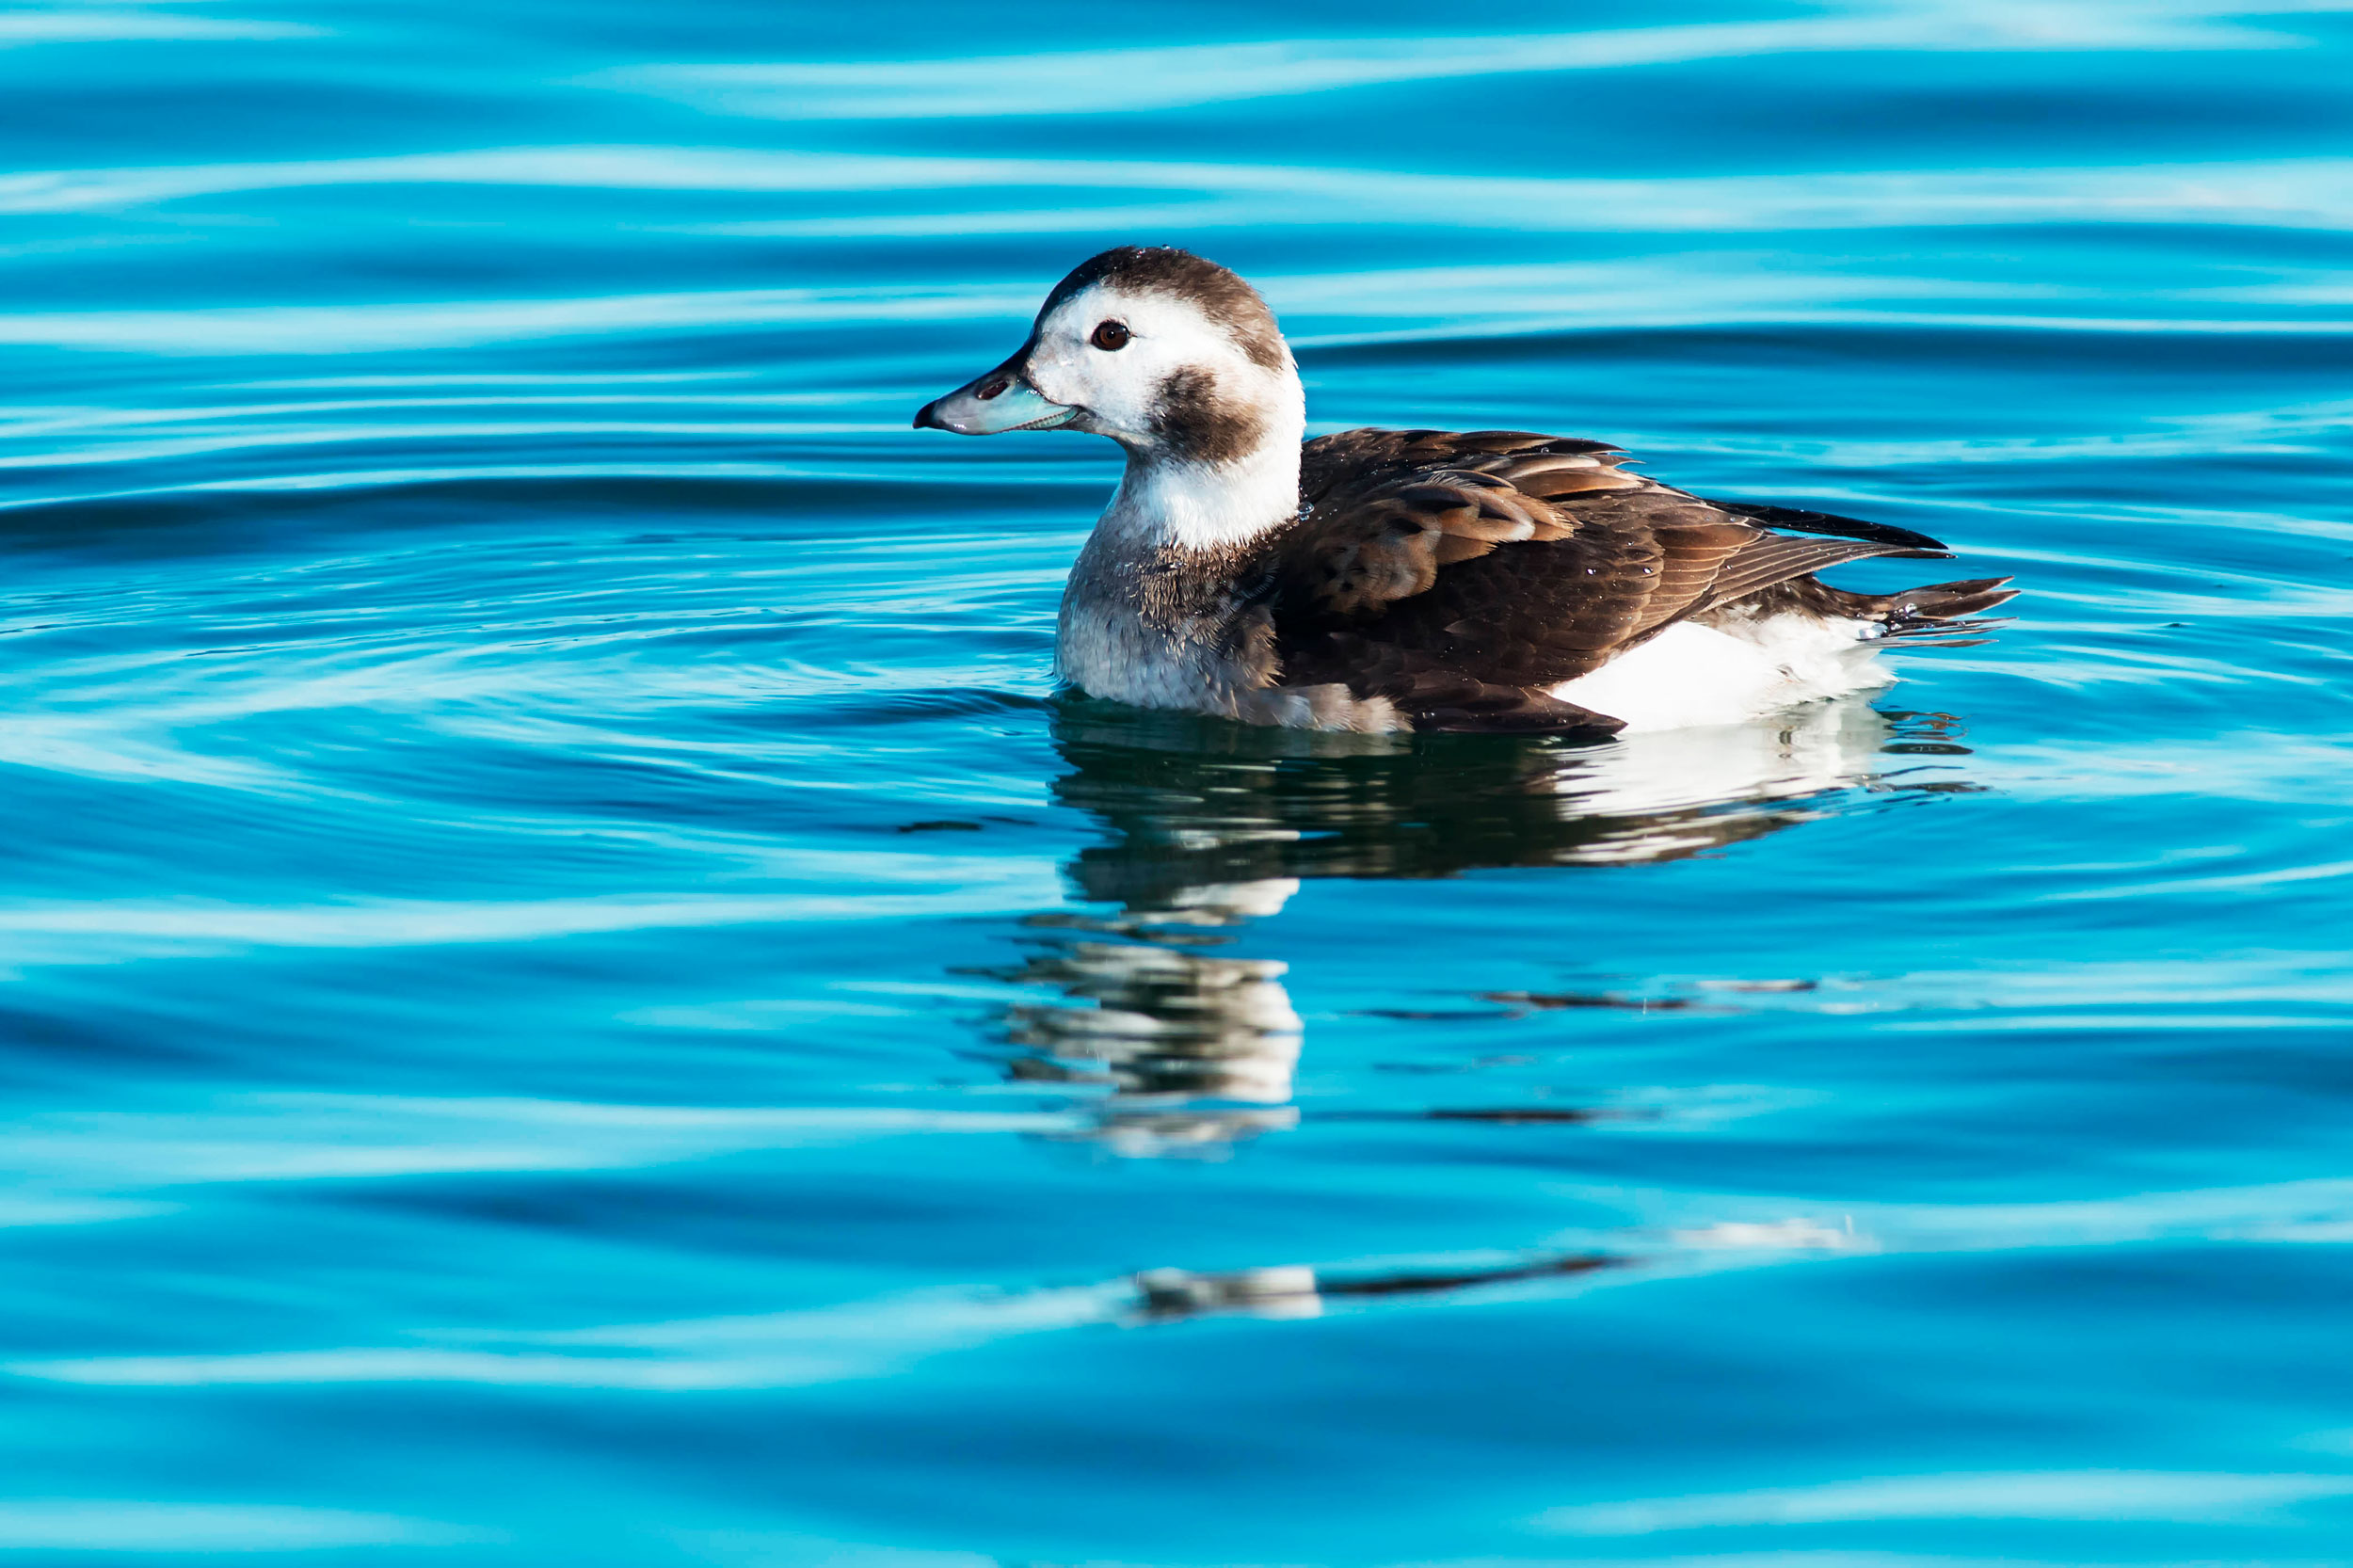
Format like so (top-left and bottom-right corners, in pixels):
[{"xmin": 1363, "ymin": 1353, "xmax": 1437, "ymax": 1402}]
[
  {"xmin": 8, "ymin": 145, "xmax": 2353, "ymax": 235},
  {"xmin": 0, "ymin": 13, "xmax": 315, "ymax": 47},
  {"xmin": 3, "ymin": 1096, "xmax": 1072, "ymax": 1192},
  {"xmin": 1535, "ymin": 1469, "xmax": 2353, "ymax": 1534},
  {"xmin": 14, "ymin": 1283, "xmax": 1128, "ymax": 1391},
  {"xmin": 1546, "ymin": 699, "xmax": 1900, "ymax": 840},
  {"xmin": 0, "ymin": 886, "xmax": 1063, "ymax": 966},
  {"xmin": 601, "ymin": 7, "xmax": 2312, "ymax": 120},
  {"xmin": 0, "ymin": 1500, "xmax": 477, "ymax": 1551}
]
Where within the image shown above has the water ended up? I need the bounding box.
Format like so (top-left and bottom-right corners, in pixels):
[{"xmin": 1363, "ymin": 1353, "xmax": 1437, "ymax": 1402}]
[{"xmin": 4, "ymin": 1, "xmax": 2352, "ymax": 1560}]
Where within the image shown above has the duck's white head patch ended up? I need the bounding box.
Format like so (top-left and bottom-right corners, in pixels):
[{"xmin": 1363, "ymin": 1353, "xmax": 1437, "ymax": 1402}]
[{"xmin": 918, "ymin": 246, "xmax": 1301, "ymax": 469}]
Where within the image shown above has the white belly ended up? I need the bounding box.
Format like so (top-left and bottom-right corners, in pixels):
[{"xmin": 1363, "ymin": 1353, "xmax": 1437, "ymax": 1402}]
[{"xmin": 1550, "ymin": 616, "xmax": 1890, "ymax": 732}]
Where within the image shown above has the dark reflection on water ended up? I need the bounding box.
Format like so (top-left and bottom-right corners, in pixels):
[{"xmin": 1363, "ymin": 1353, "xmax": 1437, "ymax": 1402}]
[
  {"xmin": 1133, "ymin": 1252, "xmax": 1622, "ymax": 1323},
  {"xmin": 974, "ymin": 698, "xmax": 1977, "ymax": 1152}
]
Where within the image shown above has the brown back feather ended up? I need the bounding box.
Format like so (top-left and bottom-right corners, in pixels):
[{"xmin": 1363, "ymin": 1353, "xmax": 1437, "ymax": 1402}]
[{"xmin": 1264, "ymin": 428, "xmax": 1951, "ymax": 721}]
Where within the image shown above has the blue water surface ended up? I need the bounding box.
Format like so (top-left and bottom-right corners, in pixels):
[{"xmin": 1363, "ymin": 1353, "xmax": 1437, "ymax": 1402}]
[{"xmin": 4, "ymin": 1, "xmax": 2353, "ymax": 1562}]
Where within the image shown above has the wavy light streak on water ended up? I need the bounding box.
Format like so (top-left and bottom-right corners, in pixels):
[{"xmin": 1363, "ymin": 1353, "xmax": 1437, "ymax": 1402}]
[{"xmin": 2, "ymin": 0, "xmax": 2352, "ymax": 1562}]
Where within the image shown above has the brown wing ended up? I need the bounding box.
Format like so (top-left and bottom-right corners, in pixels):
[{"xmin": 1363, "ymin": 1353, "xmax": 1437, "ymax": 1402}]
[{"xmin": 1268, "ymin": 429, "xmax": 1949, "ymax": 730}]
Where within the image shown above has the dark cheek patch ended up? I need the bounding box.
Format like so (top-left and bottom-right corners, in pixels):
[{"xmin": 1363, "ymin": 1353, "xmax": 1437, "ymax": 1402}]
[{"xmin": 1148, "ymin": 366, "xmax": 1268, "ymax": 465}]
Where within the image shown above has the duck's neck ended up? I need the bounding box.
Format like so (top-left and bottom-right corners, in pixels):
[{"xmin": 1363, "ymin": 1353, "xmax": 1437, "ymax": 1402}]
[
  {"xmin": 1096, "ymin": 423, "xmax": 1304, "ymax": 561},
  {"xmin": 1055, "ymin": 393, "xmax": 1304, "ymax": 711}
]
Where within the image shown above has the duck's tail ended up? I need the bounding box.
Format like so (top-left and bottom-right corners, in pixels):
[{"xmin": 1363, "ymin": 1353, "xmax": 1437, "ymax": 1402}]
[
  {"xmin": 1697, "ymin": 499, "xmax": 2018, "ymax": 646},
  {"xmin": 1863, "ymin": 575, "xmax": 2020, "ymax": 644},
  {"xmin": 1701, "ymin": 572, "xmax": 2019, "ymax": 647}
]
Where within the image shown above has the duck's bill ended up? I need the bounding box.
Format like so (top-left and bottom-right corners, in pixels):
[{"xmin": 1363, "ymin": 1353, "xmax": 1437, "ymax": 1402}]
[{"xmin": 913, "ymin": 360, "xmax": 1080, "ymax": 435}]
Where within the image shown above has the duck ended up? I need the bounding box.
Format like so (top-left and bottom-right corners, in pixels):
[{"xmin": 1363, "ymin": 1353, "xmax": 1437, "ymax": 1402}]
[{"xmin": 914, "ymin": 246, "xmax": 2014, "ymax": 737}]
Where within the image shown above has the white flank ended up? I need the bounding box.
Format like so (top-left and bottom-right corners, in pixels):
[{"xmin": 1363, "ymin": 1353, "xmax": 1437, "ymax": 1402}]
[{"xmin": 1551, "ymin": 616, "xmax": 1889, "ymax": 732}]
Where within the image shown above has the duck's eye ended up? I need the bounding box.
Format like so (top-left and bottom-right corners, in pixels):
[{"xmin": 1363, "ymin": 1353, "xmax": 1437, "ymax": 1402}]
[{"xmin": 1090, "ymin": 320, "xmax": 1130, "ymax": 351}]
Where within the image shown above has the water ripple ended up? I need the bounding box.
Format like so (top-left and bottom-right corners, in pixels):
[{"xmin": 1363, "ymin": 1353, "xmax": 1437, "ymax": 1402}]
[{"xmin": 5, "ymin": 0, "xmax": 2351, "ymax": 1560}]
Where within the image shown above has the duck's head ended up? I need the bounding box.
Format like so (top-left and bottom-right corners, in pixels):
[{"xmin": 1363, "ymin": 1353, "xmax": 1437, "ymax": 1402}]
[{"xmin": 915, "ymin": 247, "xmax": 1301, "ymax": 468}]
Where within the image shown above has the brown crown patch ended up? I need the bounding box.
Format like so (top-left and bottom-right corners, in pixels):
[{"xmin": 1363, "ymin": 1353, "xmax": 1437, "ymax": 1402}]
[{"xmin": 1041, "ymin": 246, "xmax": 1289, "ymax": 375}]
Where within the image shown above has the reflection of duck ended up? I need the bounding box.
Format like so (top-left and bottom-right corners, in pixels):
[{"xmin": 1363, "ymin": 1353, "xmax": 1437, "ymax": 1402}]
[
  {"xmin": 976, "ymin": 698, "xmax": 1973, "ymax": 1152},
  {"xmin": 1055, "ymin": 694, "xmax": 1945, "ymax": 908},
  {"xmin": 994, "ymin": 939, "xmax": 1304, "ymax": 1156}
]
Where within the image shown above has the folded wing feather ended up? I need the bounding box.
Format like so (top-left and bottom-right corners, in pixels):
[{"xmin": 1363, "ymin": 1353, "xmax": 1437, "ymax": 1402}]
[{"xmin": 1262, "ymin": 428, "xmax": 1950, "ymax": 730}]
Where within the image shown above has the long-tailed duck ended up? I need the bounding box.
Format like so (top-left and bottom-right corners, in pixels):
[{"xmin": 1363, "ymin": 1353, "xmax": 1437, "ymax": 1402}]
[{"xmin": 915, "ymin": 246, "xmax": 2013, "ymax": 736}]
